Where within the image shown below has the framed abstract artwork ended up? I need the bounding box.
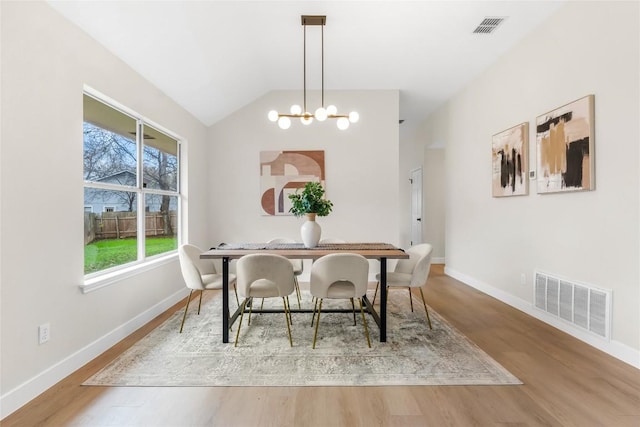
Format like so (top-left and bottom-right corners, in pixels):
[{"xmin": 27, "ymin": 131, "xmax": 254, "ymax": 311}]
[
  {"xmin": 536, "ymin": 95, "xmax": 595, "ymax": 194},
  {"xmin": 260, "ymin": 150, "xmax": 325, "ymax": 216},
  {"xmin": 492, "ymin": 122, "xmax": 529, "ymax": 197}
]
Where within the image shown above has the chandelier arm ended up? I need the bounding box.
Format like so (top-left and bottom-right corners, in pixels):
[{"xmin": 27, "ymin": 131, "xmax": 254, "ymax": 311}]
[
  {"xmin": 303, "ymin": 22, "xmax": 307, "ymax": 113},
  {"xmin": 277, "ymin": 113, "xmax": 349, "ymax": 119},
  {"xmin": 321, "ymin": 23, "xmax": 324, "ymax": 108},
  {"xmin": 279, "ymin": 114, "xmax": 306, "ymax": 118}
]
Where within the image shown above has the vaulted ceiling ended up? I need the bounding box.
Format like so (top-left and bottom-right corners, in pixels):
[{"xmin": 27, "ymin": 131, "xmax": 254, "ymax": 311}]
[{"xmin": 48, "ymin": 1, "xmax": 564, "ymax": 137}]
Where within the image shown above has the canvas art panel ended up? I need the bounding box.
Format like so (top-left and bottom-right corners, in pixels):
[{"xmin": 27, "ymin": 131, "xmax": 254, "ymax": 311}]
[
  {"xmin": 260, "ymin": 150, "xmax": 325, "ymax": 216},
  {"xmin": 492, "ymin": 122, "xmax": 529, "ymax": 197},
  {"xmin": 536, "ymin": 95, "xmax": 595, "ymax": 194}
]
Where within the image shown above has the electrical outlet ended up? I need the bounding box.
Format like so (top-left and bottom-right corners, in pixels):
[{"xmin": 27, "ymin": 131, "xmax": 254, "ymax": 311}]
[
  {"xmin": 520, "ymin": 273, "xmax": 526, "ymax": 286},
  {"xmin": 39, "ymin": 323, "xmax": 50, "ymax": 344}
]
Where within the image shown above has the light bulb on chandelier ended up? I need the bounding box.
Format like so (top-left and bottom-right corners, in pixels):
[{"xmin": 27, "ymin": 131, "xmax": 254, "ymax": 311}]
[
  {"xmin": 315, "ymin": 107, "xmax": 328, "ymax": 121},
  {"xmin": 277, "ymin": 116, "xmax": 291, "ymax": 130},
  {"xmin": 267, "ymin": 16, "xmax": 359, "ymax": 131}
]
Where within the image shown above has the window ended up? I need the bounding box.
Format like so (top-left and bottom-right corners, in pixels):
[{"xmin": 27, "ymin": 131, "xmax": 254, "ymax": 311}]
[{"xmin": 83, "ymin": 92, "xmax": 180, "ymax": 277}]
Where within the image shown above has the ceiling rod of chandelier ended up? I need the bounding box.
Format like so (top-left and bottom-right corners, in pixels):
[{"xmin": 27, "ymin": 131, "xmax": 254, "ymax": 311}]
[{"xmin": 268, "ymin": 15, "xmax": 359, "ymax": 130}]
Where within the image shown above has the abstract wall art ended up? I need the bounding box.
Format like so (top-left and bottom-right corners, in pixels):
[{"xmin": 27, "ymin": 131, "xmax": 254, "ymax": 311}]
[
  {"xmin": 536, "ymin": 95, "xmax": 595, "ymax": 194},
  {"xmin": 492, "ymin": 122, "xmax": 529, "ymax": 197},
  {"xmin": 260, "ymin": 150, "xmax": 325, "ymax": 215}
]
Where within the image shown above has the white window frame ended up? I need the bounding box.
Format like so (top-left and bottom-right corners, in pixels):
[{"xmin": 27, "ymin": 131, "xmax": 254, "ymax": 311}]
[{"xmin": 82, "ymin": 87, "xmax": 183, "ymax": 293}]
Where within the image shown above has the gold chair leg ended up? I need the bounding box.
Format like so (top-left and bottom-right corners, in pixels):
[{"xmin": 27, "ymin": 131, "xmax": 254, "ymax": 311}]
[
  {"xmin": 312, "ymin": 299, "xmax": 323, "ymax": 349},
  {"xmin": 283, "ymin": 297, "xmax": 293, "ymax": 347},
  {"xmin": 293, "ymin": 276, "xmax": 301, "ymax": 309},
  {"xmin": 234, "ymin": 299, "xmax": 248, "ymax": 347},
  {"xmin": 197, "ymin": 290, "xmax": 204, "ymax": 315},
  {"xmin": 358, "ymin": 298, "xmax": 372, "ymax": 348},
  {"xmin": 233, "ymin": 284, "xmax": 239, "ymax": 307},
  {"xmin": 350, "ymin": 298, "xmax": 356, "ymax": 325},
  {"xmin": 286, "ymin": 296, "xmax": 293, "ymax": 325},
  {"xmin": 311, "ymin": 298, "xmax": 318, "ymax": 326},
  {"xmin": 408, "ymin": 287, "xmax": 414, "ymax": 312},
  {"xmin": 419, "ymin": 288, "xmax": 433, "ymax": 329},
  {"xmin": 372, "ymin": 281, "xmax": 380, "ymax": 305},
  {"xmin": 248, "ymin": 297, "xmax": 254, "ymax": 325},
  {"xmin": 179, "ymin": 290, "xmax": 194, "ymax": 333}
]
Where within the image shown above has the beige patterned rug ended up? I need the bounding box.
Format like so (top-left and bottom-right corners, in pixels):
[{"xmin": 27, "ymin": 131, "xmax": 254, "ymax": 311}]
[{"xmin": 84, "ymin": 289, "xmax": 521, "ymax": 387}]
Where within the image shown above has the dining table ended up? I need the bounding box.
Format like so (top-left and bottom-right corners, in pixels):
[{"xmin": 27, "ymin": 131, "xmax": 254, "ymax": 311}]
[{"xmin": 200, "ymin": 242, "xmax": 409, "ymax": 343}]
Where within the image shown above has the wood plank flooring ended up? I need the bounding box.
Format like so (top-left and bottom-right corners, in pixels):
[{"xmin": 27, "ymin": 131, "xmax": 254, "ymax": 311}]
[{"xmin": 3, "ymin": 265, "xmax": 639, "ymax": 426}]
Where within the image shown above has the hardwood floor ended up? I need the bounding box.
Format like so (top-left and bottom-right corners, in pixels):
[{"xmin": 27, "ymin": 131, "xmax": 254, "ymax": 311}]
[{"xmin": 4, "ymin": 265, "xmax": 639, "ymax": 426}]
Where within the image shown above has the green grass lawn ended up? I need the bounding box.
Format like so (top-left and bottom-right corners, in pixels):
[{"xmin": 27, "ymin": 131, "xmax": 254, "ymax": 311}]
[{"xmin": 85, "ymin": 236, "xmax": 177, "ymax": 274}]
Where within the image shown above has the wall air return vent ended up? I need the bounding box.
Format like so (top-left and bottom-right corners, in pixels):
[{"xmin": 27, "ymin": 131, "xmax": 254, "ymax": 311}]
[
  {"xmin": 473, "ymin": 17, "xmax": 506, "ymax": 34},
  {"xmin": 534, "ymin": 271, "xmax": 611, "ymax": 340}
]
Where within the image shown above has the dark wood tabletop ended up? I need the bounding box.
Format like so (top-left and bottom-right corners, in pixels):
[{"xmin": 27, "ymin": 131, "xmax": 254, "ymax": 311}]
[{"xmin": 200, "ymin": 242, "xmax": 409, "ymax": 260}]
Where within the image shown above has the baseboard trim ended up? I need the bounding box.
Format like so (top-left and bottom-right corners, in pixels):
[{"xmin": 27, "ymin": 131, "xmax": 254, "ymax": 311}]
[
  {"xmin": 444, "ymin": 266, "xmax": 640, "ymax": 370},
  {"xmin": 0, "ymin": 288, "xmax": 189, "ymax": 420}
]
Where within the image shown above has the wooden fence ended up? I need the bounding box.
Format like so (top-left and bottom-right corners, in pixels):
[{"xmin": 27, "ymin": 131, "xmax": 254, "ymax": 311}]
[{"xmin": 84, "ymin": 211, "xmax": 177, "ymax": 244}]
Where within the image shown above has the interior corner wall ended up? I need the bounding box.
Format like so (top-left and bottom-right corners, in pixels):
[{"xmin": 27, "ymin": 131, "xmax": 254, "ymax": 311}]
[
  {"xmin": 397, "ymin": 136, "xmax": 414, "ymax": 250},
  {"xmin": 206, "ymin": 90, "xmax": 400, "ymax": 277},
  {"xmin": 0, "ymin": 1, "xmax": 209, "ymax": 417},
  {"xmin": 419, "ymin": 1, "xmax": 640, "ymax": 362},
  {"xmin": 411, "ymin": 117, "xmax": 447, "ymax": 262},
  {"xmin": 423, "ymin": 147, "xmax": 445, "ymax": 262}
]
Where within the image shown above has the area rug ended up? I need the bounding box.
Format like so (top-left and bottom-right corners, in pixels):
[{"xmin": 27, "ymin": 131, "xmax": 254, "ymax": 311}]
[{"xmin": 84, "ymin": 289, "xmax": 521, "ymax": 387}]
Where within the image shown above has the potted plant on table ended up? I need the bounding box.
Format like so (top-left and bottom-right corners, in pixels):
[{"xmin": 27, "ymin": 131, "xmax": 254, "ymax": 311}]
[{"xmin": 288, "ymin": 181, "xmax": 333, "ymax": 248}]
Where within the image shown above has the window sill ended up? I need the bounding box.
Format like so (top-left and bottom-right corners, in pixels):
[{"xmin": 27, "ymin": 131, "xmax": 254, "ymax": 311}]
[{"xmin": 81, "ymin": 252, "xmax": 179, "ymax": 294}]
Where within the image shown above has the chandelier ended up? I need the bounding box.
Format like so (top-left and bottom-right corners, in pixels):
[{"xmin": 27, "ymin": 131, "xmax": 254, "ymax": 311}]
[{"xmin": 268, "ymin": 15, "xmax": 359, "ymax": 130}]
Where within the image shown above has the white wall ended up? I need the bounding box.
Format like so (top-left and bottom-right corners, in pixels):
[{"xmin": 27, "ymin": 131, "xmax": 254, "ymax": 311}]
[
  {"xmin": 2, "ymin": 0, "xmax": 635, "ymax": 420},
  {"xmin": 398, "ymin": 128, "xmax": 418, "ymax": 250},
  {"xmin": 399, "ymin": 129, "xmax": 447, "ymax": 261},
  {"xmin": 423, "ymin": 147, "xmax": 446, "ymax": 262},
  {"xmin": 0, "ymin": 1, "xmax": 209, "ymax": 417},
  {"xmin": 207, "ymin": 90, "xmax": 400, "ymax": 277},
  {"xmin": 418, "ymin": 1, "xmax": 639, "ymax": 363}
]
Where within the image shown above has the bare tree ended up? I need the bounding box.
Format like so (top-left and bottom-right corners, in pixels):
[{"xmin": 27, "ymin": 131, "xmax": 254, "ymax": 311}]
[
  {"xmin": 83, "ymin": 123, "xmax": 136, "ymax": 181},
  {"xmin": 84, "ymin": 122, "xmax": 177, "ymax": 234},
  {"xmin": 84, "ymin": 122, "xmax": 138, "ymax": 211},
  {"xmin": 143, "ymin": 145, "xmax": 177, "ymax": 235}
]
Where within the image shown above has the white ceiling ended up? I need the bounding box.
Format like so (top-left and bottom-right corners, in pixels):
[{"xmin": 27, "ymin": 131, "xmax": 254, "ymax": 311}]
[{"xmin": 48, "ymin": 0, "xmax": 564, "ymax": 135}]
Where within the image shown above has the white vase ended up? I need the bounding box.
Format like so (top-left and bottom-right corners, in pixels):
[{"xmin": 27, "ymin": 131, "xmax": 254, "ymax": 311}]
[{"xmin": 301, "ymin": 213, "xmax": 321, "ymax": 248}]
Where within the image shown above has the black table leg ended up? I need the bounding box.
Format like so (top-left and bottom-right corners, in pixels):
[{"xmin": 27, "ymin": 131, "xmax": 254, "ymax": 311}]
[
  {"xmin": 380, "ymin": 257, "xmax": 387, "ymax": 342},
  {"xmin": 222, "ymin": 256, "xmax": 229, "ymax": 343}
]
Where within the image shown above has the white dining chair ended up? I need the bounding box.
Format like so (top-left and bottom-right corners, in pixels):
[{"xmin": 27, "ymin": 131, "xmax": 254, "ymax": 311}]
[
  {"xmin": 310, "ymin": 253, "xmax": 371, "ymax": 349},
  {"xmin": 372, "ymin": 243, "xmax": 433, "ymax": 329},
  {"xmin": 234, "ymin": 253, "xmax": 296, "ymax": 347},
  {"xmin": 178, "ymin": 244, "xmax": 238, "ymax": 333}
]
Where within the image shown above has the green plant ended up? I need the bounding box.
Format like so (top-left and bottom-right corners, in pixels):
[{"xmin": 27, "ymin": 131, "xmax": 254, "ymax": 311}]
[{"xmin": 288, "ymin": 181, "xmax": 333, "ymax": 217}]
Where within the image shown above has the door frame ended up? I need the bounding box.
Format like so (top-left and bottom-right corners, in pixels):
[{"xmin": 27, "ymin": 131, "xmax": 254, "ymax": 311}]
[{"xmin": 410, "ymin": 167, "xmax": 423, "ymax": 246}]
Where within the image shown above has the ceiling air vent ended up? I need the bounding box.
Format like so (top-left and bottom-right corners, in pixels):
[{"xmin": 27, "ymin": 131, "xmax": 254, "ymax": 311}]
[{"xmin": 473, "ymin": 17, "xmax": 506, "ymax": 34}]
